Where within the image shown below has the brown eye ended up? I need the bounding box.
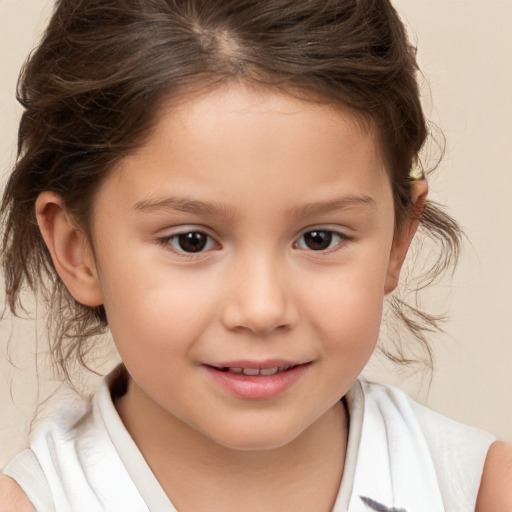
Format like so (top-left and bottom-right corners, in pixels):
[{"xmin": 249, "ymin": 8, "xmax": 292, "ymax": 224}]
[
  {"xmin": 177, "ymin": 232, "xmax": 208, "ymax": 252},
  {"xmin": 303, "ymin": 231, "xmax": 333, "ymax": 250},
  {"xmin": 163, "ymin": 231, "xmax": 217, "ymax": 254},
  {"xmin": 296, "ymin": 230, "xmax": 346, "ymax": 252}
]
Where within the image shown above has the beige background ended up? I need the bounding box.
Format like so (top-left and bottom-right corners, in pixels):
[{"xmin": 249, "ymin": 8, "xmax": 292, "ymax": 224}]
[{"xmin": 1, "ymin": 0, "xmax": 511, "ymax": 467}]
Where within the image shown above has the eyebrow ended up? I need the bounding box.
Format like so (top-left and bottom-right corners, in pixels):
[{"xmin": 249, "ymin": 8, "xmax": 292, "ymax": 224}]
[
  {"xmin": 133, "ymin": 194, "xmax": 377, "ymax": 218},
  {"xmin": 291, "ymin": 194, "xmax": 377, "ymax": 217},
  {"xmin": 133, "ymin": 196, "xmax": 236, "ymax": 218}
]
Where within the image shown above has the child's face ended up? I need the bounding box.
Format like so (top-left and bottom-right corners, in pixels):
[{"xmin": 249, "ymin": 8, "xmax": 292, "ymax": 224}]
[{"xmin": 80, "ymin": 84, "xmax": 413, "ymax": 450}]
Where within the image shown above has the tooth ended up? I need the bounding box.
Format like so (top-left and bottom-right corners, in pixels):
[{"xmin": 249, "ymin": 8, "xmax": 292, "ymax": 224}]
[
  {"xmin": 230, "ymin": 367, "xmax": 243, "ymax": 374},
  {"xmin": 242, "ymin": 368, "xmax": 260, "ymax": 376},
  {"xmin": 260, "ymin": 367, "xmax": 278, "ymax": 376}
]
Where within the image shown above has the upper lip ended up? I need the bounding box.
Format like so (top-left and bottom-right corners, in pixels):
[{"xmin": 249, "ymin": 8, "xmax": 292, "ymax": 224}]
[{"xmin": 204, "ymin": 359, "xmax": 306, "ymax": 370}]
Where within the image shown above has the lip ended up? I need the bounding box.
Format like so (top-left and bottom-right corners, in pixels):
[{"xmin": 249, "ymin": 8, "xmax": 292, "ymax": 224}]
[
  {"xmin": 206, "ymin": 359, "xmax": 302, "ymax": 370},
  {"xmin": 202, "ymin": 360, "xmax": 310, "ymax": 400}
]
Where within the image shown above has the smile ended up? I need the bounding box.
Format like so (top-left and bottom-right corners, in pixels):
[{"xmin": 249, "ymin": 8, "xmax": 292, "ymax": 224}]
[
  {"xmin": 204, "ymin": 362, "xmax": 309, "ymax": 400},
  {"xmin": 216, "ymin": 365, "xmax": 296, "ymax": 376}
]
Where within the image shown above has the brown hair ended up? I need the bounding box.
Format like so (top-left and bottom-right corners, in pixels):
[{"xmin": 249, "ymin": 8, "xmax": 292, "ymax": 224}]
[{"xmin": 1, "ymin": 0, "xmax": 461, "ymax": 380}]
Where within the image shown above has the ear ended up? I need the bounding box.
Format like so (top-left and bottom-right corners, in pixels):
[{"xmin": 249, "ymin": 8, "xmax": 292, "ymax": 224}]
[
  {"xmin": 384, "ymin": 179, "xmax": 428, "ymax": 294},
  {"xmin": 35, "ymin": 191, "xmax": 104, "ymax": 307}
]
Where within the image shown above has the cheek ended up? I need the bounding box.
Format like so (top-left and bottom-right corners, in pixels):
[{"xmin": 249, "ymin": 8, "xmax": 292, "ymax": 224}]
[
  {"xmin": 96, "ymin": 256, "xmax": 218, "ymax": 356},
  {"xmin": 301, "ymin": 262, "xmax": 386, "ymax": 349},
  {"xmin": 106, "ymin": 284, "xmax": 210, "ymax": 338}
]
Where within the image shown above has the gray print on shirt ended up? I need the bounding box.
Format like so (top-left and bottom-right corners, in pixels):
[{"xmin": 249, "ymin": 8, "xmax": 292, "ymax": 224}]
[{"xmin": 360, "ymin": 496, "xmax": 408, "ymax": 512}]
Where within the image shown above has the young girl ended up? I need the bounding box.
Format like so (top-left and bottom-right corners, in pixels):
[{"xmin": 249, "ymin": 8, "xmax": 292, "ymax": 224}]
[{"xmin": 1, "ymin": 0, "xmax": 511, "ymax": 511}]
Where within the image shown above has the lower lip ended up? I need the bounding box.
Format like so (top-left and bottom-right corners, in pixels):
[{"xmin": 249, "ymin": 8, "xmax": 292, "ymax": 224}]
[{"xmin": 203, "ymin": 364, "xmax": 309, "ymax": 400}]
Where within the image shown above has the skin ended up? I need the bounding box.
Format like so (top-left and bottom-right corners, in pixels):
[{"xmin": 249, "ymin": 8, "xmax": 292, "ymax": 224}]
[
  {"xmin": 0, "ymin": 478, "xmax": 35, "ymax": 512},
  {"xmin": 2, "ymin": 84, "xmax": 511, "ymax": 510}
]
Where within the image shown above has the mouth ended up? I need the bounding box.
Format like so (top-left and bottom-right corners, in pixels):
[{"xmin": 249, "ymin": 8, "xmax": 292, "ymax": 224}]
[
  {"xmin": 209, "ymin": 364, "xmax": 298, "ymax": 376},
  {"xmin": 203, "ymin": 361, "xmax": 310, "ymax": 400}
]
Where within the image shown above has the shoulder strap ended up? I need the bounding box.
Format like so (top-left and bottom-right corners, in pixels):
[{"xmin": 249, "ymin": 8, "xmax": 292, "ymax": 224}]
[
  {"xmin": 29, "ymin": 392, "xmax": 150, "ymax": 512},
  {"xmin": 409, "ymin": 398, "xmax": 496, "ymax": 512},
  {"xmin": 347, "ymin": 381, "xmax": 445, "ymax": 512},
  {"xmin": 2, "ymin": 448, "xmax": 55, "ymax": 512}
]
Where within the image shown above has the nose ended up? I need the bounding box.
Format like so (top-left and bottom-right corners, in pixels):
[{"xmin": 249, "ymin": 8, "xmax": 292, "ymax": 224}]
[{"xmin": 220, "ymin": 254, "xmax": 298, "ymax": 336}]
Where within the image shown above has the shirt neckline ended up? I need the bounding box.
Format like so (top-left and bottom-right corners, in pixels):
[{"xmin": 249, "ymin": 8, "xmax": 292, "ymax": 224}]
[{"xmin": 99, "ymin": 365, "xmax": 364, "ymax": 511}]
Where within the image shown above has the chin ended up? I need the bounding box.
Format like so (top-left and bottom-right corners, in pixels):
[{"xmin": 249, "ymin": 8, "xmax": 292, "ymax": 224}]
[{"xmin": 204, "ymin": 421, "xmax": 307, "ymax": 452}]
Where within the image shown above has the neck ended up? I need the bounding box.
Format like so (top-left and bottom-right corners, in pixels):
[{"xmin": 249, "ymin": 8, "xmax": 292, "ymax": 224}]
[{"xmin": 115, "ymin": 377, "xmax": 349, "ymax": 512}]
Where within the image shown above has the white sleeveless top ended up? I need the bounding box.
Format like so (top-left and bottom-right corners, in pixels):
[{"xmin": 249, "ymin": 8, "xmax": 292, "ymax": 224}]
[{"xmin": 2, "ymin": 370, "xmax": 496, "ymax": 512}]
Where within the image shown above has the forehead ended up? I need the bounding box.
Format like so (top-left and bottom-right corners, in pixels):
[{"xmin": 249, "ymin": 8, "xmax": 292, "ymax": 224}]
[
  {"xmin": 100, "ymin": 83, "xmax": 391, "ymax": 219},
  {"xmin": 152, "ymin": 82, "xmax": 379, "ymax": 156}
]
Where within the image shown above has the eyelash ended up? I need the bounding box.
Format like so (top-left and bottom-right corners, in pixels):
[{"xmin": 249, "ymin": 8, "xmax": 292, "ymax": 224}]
[
  {"xmin": 157, "ymin": 231, "xmax": 219, "ymax": 256},
  {"xmin": 157, "ymin": 228, "xmax": 350, "ymax": 257},
  {"xmin": 294, "ymin": 229, "xmax": 350, "ymax": 253}
]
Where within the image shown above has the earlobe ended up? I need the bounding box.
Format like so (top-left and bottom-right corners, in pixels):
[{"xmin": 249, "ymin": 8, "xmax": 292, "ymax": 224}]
[
  {"xmin": 35, "ymin": 191, "xmax": 103, "ymax": 307},
  {"xmin": 384, "ymin": 180, "xmax": 428, "ymax": 294}
]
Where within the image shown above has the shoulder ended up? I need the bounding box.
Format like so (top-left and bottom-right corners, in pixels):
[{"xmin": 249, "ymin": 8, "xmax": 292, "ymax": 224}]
[
  {"xmin": 357, "ymin": 380, "xmax": 498, "ymax": 510},
  {"xmin": 406, "ymin": 389, "xmax": 498, "ymax": 510},
  {"xmin": 0, "ymin": 476, "xmax": 35, "ymax": 512},
  {"xmin": 476, "ymin": 441, "xmax": 512, "ymax": 511},
  {"xmin": 1, "ymin": 449, "xmax": 54, "ymax": 512}
]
